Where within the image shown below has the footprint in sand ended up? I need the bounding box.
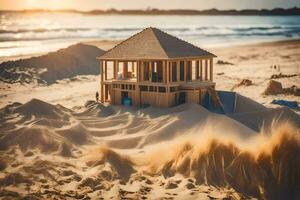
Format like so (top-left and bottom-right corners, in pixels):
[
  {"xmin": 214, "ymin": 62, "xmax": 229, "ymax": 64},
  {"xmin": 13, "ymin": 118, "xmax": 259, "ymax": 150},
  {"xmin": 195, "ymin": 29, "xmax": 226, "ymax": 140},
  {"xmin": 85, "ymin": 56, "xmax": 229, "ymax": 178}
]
[
  {"xmin": 186, "ymin": 182, "xmax": 195, "ymax": 189},
  {"xmin": 164, "ymin": 181, "xmax": 178, "ymax": 189}
]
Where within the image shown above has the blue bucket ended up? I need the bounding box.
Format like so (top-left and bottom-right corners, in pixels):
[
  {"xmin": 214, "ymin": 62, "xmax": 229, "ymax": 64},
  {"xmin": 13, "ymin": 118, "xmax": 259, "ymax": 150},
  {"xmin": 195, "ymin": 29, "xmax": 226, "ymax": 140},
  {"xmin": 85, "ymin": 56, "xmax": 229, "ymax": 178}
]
[{"xmin": 123, "ymin": 98, "xmax": 132, "ymax": 106}]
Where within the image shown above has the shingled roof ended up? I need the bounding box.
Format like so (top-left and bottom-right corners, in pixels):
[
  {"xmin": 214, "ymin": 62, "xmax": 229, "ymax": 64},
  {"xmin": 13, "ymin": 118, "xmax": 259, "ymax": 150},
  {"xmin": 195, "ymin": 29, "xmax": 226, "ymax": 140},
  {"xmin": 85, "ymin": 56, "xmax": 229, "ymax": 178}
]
[{"xmin": 99, "ymin": 27, "xmax": 216, "ymax": 60}]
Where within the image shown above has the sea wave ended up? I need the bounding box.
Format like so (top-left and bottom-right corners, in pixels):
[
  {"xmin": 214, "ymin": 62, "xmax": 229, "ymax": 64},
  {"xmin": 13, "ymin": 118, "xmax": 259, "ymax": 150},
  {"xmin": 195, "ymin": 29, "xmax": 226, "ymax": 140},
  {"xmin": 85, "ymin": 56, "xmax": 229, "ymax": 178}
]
[
  {"xmin": 1, "ymin": 26, "xmax": 300, "ymax": 42},
  {"xmin": 1, "ymin": 14, "xmax": 300, "ymax": 58},
  {"xmin": 0, "ymin": 28, "xmax": 91, "ymax": 34}
]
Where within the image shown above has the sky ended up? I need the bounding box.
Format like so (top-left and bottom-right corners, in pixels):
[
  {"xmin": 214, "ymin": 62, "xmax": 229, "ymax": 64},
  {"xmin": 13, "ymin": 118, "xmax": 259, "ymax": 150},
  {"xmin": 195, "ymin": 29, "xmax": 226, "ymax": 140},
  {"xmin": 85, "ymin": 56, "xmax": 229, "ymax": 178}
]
[{"xmin": 0, "ymin": 0, "xmax": 299, "ymax": 11}]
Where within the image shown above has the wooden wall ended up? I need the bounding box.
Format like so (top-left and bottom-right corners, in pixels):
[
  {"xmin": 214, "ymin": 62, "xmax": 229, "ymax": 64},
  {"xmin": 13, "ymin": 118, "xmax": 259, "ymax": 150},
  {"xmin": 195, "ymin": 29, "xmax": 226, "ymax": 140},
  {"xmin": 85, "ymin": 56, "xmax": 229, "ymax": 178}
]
[
  {"xmin": 140, "ymin": 92, "xmax": 169, "ymax": 107},
  {"xmin": 186, "ymin": 90, "xmax": 199, "ymax": 104}
]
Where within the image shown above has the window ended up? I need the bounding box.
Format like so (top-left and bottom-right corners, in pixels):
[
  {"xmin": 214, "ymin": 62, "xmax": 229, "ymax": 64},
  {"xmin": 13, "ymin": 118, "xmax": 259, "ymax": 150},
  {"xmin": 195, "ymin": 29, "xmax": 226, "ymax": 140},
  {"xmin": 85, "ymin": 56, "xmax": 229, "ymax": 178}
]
[
  {"xmin": 140, "ymin": 85, "xmax": 148, "ymax": 91},
  {"xmin": 149, "ymin": 86, "xmax": 157, "ymax": 92},
  {"xmin": 170, "ymin": 87, "xmax": 176, "ymax": 92},
  {"xmin": 158, "ymin": 87, "xmax": 166, "ymax": 93},
  {"xmin": 121, "ymin": 84, "xmax": 125, "ymax": 89}
]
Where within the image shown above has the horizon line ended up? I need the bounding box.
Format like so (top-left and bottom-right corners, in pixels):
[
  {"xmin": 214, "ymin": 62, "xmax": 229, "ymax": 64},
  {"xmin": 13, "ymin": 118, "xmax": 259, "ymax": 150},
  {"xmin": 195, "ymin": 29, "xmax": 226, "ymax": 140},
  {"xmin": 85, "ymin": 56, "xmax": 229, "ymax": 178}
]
[{"xmin": 0, "ymin": 6, "xmax": 299, "ymax": 13}]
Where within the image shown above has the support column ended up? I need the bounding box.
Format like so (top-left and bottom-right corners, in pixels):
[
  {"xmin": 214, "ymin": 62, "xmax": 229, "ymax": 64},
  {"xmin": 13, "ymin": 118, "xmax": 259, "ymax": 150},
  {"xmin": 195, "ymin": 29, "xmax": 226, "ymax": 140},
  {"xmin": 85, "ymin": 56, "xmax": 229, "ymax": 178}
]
[
  {"xmin": 188, "ymin": 60, "xmax": 192, "ymax": 81},
  {"xmin": 196, "ymin": 60, "xmax": 199, "ymax": 80},
  {"xmin": 123, "ymin": 62, "xmax": 128, "ymax": 79},
  {"xmin": 184, "ymin": 60, "xmax": 187, "ymax": 81},
  {"xmin": 104, "ymin": 61, "xmax": 107, "ymax": 80},
  {"xmin": 137, "ymin": 61, "xmax": 140, "ymax": 82},
  {"xmin": 105, "ymin": 85, "xmax": 108, "ymax": 100},
  {"xmin": 205, "ymin": 59, "xmax": 208, "ymax": 81},
  {"xmin": 200, "ymin": 59, "xmax": 202, "ymax": 81},
  {"xmin": 166, "ymin": 61, "xmax": 169, "ymax": 84},
  {"xmin": 170, "ymin": 61, "xmax": 173, "ymax": 82},
  {"xmin": 149, "ymin": 61, "xmax": 153, "ymax": 81},
  {"xmin": 100, "ymin": 60, "xmax": 104, "ymax": 103},
  {"xmin": 176, "ymin": 61, "xmax": 180, "ymax": 82},
  {"xmin": 190, "ymin": 61, "xmax": 192, "ymax": 81},
  {"xmin": 141, "ymin": 61, "xmax": 144, "ymax": 81},
  {"xmin": 132, "ymin": 62, "xmax": 135, "ymax": 73},
  {"xmin": 210, "ymin": 58, "xmax": 213, "ymax": 81},
  {"xmin": 113, "ymin": 61, "xmax": 117, "ymax": 79},
  {"xmin": 163, "ymin": 61, "xmax": 166, "ymax": 83},
  {"xmin": 116, "ymin": 61, "xmax": 119, "ymax": 79}
]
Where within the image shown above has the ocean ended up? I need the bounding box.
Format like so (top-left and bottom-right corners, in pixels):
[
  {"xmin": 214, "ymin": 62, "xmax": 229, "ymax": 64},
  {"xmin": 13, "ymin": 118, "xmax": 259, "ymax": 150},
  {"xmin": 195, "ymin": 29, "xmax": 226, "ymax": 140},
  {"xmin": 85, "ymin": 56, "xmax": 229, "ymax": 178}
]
[{"xmin": 1, "ymin": 12, "xmax": 300, "ymax": 60}]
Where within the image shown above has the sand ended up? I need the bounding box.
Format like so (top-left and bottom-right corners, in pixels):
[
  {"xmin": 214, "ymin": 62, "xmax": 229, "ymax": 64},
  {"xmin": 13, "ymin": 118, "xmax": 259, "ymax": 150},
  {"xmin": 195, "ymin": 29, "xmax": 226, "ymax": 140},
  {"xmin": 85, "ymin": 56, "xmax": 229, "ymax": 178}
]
[
  {"xmin": 0, "ymin": 99, "xmax": 299, "ymax": 199},
  {"xmin": 0, "ymin": 39, "xmax": 299, "ymax": 199},
  {"xmin": 1, "ymin": 39, "xmax": 299, "ymax": 111}
]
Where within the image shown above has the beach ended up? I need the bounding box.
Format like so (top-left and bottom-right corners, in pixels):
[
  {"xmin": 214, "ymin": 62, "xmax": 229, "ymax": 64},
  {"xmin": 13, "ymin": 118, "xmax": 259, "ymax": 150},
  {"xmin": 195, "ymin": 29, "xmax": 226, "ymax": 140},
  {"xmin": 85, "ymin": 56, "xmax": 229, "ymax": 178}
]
[
  {"xmin": 1, "ymin": 39, "xmax": 299, "ymax": 111},
  {"xmin": 0, "ymin": 38, "xmax": 299, "ymax": 199},
  {"xmin": 0, "ymin": 32, "xmax": 300, "ymax": 199}
]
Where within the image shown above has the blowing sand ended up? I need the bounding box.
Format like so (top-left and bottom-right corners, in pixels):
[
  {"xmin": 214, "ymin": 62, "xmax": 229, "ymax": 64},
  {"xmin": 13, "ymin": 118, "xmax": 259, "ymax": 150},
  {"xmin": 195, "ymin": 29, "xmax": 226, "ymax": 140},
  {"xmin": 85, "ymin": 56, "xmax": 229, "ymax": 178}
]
[
  {"xmin": 0, "ymin": 39, "xmax": 299, "ymax": 199},
  {"xmin": 0, "ymin": 99, "xmax": 299, "ymax": 199}
]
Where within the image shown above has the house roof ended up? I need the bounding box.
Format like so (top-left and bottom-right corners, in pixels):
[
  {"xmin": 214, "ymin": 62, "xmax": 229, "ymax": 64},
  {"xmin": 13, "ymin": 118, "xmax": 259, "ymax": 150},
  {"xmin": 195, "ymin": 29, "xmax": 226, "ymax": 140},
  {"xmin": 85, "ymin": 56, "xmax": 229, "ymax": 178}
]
[{"xmin": 99, "ymin": 27, "xmax": 216, "ymax": 60}]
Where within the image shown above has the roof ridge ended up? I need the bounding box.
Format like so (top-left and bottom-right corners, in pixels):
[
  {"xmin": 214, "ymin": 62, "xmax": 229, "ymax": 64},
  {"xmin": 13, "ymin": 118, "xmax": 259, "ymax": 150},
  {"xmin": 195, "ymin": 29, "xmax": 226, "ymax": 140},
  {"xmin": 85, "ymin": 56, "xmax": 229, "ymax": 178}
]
[
  {"xmin": 149, "ymin": 27, "xmax": 170, "ymax": 58},
  {"xmin": 151, "ymin": 27, "xmax": 216, "ymax": 57}
]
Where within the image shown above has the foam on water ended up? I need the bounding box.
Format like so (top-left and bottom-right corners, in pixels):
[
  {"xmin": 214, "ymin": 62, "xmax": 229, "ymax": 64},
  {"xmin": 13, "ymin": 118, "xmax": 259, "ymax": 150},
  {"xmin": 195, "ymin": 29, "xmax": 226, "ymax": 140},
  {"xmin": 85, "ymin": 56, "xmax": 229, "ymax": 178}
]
[{"xmin": 1, "ymin": 13, "xmax": 300, "ymax": 59}]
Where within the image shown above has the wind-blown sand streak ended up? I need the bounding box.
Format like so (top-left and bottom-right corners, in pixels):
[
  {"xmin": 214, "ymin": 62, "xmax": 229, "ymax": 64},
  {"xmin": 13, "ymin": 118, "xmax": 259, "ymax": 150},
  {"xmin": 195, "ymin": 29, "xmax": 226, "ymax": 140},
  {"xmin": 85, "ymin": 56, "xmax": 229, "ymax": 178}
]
[{"xmin": 0, "ymin": 98, "xmax": 299, "ymax": 199}]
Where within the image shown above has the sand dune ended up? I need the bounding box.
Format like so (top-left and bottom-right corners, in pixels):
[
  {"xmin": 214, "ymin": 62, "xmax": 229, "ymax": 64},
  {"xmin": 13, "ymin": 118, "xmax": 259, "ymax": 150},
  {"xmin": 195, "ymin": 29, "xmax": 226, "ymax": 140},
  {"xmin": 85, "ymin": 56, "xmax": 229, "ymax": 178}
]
[
  {"xmin": 0, "ymin": 43, "xmax": 105, "ymax": 84},
  {"xmin": 141, "ymin": 122, "xmax": 300, "ymax": 199},
  {"xmin": 0, "ymin": 98, "xmax": 299, "ymax": 199}
]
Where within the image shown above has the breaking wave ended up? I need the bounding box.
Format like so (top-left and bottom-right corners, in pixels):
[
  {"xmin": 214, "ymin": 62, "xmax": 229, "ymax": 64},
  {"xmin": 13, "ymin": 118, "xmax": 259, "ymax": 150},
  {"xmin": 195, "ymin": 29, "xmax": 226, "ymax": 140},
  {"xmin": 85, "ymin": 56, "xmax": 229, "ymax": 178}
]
[{"xmin": 1, "ymin": 25, "xmax": 300, "ymax": 42}]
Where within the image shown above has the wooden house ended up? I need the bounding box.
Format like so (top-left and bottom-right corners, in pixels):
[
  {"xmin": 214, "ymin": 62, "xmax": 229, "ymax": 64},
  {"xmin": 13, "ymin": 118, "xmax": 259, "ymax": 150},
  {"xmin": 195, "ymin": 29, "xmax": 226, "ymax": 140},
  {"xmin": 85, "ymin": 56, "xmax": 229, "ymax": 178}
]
[{"xmin": 97, "ymin": 27, "xmax": 217, "ymax": 107}]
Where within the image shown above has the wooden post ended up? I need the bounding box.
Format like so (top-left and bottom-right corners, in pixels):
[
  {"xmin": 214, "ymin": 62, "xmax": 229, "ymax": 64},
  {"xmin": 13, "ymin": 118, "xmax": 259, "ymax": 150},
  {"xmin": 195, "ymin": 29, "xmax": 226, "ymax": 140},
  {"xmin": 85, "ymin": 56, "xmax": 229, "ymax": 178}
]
[
  {"xmin": 100, "ymin": 60, "xmax": 104, "ymax": 103},
  {"xmin": 137, "ymin": 61, "xmax": 140, "ymax": 82},
  {"xmin": 149, "ymin": 61, "xmax": 153, "ymax": 81},
  {"xmin": 200, "ymin": 59, "xmax": 202, "ymax": 81},
  {"xmin": 141, "ymin": 61, "xmax": 144, "ymax": 81},
  {"xmin": 104, "ymin": 61, "xmax": 107, "ymax": 80},
  {"xmin": 176, "ymin": 61, "xmax": 180, "ymax": 82},
  {"xmin": 184, "ymin": 60, "xmax": 187, "ymax": 81},
  {"xmin": 205, "ymin": 59, "xmax": 208, "ymax": 81},
  {"xmin": 162, "ymin": 61, "xmax": 166, "ymax": 83},
  {"xmin": 116, "ymin": 61, "xmax": 119, "ymax": 79},
  {"xmin": 166, "ymin": 61, "xmax": 169, "ymax": 84},
  {"xmin": 210, "ymin": 58, "xmax": 213, "ymax": 81},
  {"xmin": 105, "ymin": 85, "xmax": 108, "ymax": 100},
  {"xmin": 123, "ymin": 61, "xmax": 128, "ymax": 79},
  {"xmin": 132, "ymin": 62, "xmax": 135, "ymax": 73},
  {"xmin": 170, "ymin": 61, "xmax": 173, "ymax": 82},
  {"xmin": 190, "ymin": 61, "xmax": 192, "ymax": 81},
  {"xmin": 113, "ymin": 61, "xmax": 116, "ymax": 79},
  {"xmin": 196, "ymin": 60, "xmax": 199, "ymax": 80}
]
